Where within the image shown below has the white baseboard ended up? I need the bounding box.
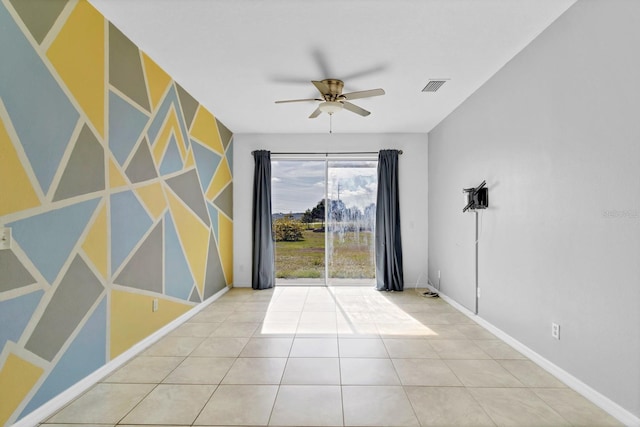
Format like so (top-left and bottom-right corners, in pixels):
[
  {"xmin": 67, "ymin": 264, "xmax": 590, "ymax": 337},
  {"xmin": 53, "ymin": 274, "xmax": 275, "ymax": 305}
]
[
  {"xmin": 435, "ymin": 288, "xmax": 639, "ymax": 427},
  {"xmin": 12, "ymin": 286, "xmax": 229, "ymax": 427}
]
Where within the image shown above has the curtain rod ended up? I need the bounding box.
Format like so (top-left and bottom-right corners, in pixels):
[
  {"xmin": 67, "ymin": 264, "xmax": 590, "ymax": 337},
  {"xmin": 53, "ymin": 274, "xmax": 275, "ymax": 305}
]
[{"xmin": 251, "ymin": 150, "xmax": 403, "ymax": 155}]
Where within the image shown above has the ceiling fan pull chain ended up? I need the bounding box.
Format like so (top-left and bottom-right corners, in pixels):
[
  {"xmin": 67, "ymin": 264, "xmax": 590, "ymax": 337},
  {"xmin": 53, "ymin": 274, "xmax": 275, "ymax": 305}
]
[{"xmin": 330, "ymin": 114, "xmax": 333, "ymax": 134}]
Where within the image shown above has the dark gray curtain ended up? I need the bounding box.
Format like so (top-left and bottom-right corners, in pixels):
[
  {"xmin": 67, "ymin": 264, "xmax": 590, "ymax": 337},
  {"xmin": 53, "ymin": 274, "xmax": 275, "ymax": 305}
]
[
  {"xmin": 252, "ymin": 150, "xmax": 275, "ymax": 289},
  {"xmin": 375, "ymin": 149, "xmax": 404, "ymax": 291}
]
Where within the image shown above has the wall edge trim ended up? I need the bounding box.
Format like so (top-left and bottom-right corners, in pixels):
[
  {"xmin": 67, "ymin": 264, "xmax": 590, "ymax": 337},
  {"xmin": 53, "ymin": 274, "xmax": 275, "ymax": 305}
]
[
  {"xmin": 429, "ymin": 284, "xmax": 639, "ymax": 426},
  {"xmin": 11, "ymin": 286, "xmax": 230, "ymax": 427}
]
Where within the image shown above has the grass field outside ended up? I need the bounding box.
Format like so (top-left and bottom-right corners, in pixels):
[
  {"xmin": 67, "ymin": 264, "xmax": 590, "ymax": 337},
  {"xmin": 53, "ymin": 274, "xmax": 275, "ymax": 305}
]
[{"xmin": 275, "ymin": 228, "xmax": 375, "ymax": 280}]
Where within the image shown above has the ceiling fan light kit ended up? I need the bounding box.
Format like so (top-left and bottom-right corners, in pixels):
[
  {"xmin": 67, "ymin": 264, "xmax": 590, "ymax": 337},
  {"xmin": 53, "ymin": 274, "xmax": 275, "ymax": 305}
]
[
  {"xmin": 319, "ymin": 101, "xmax": 343, "ymax": 115},
  {"xmin": 275, "ymin": 78, "xmax": 385, "ymax": 120}
]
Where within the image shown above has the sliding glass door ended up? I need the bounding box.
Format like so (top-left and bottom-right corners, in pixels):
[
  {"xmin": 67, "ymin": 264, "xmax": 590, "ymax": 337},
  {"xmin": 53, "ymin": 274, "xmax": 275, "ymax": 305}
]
[
  {"xmin": 326, "ymin": 160, "xmax": 377, "ymax": 285},
  {"xmin": 271, "ymin": 158, "xmax": 377, "ymax": 286}
]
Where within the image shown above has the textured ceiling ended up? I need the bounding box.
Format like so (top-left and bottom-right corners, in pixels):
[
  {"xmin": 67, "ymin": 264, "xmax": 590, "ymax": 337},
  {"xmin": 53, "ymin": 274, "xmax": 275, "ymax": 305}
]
[{"xmin": 89, "ymin": 0, "xmax": 576, "ymax": 134}]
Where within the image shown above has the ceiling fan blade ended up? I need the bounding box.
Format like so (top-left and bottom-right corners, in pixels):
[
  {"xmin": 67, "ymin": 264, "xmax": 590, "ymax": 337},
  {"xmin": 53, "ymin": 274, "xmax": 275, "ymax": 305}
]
[
  {"xmin": 342, "ymin": 101, "xmax": 371, "ymax": 117},
  {"xmin": 275, "ymin": 98, "xmax": 322, "ymax": 104},
  {"xmin": 309, "ymin": 107, "xmax": 322, "ymax": 119},
  {"xmin": 312, "ymin": 48, "xmax": 333, "ymax": 78},
  {"xmin": 312, "ymin": 80, "xmax": 330, "ymax": 97},
  {"xmin": 270, "ymin": 76, "xmax": 314, "ymax": 84},
  {"xmin": 341, "ymin": 64, "xmax": 388, "ymax": 81},
  {"xmin": 340, "ymin": 88, "xmax": 385, "ymax": 101}
]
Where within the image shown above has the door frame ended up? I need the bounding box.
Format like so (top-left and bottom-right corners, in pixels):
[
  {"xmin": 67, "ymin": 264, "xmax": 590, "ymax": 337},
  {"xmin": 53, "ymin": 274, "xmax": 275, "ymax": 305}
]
[{"xmin": 271, "ymin": 154, "xmax": 378, "ymax": 286}]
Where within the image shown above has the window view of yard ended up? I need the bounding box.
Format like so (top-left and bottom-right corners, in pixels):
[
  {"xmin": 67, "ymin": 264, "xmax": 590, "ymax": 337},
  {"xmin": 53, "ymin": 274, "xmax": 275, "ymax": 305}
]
[
  {"xmin": 273, "ymin": 216, "xmax": 375, "ymax": 280},
  {"xmin": 272, "ymin": 159, "xmax": 377, "ymax": 285}
]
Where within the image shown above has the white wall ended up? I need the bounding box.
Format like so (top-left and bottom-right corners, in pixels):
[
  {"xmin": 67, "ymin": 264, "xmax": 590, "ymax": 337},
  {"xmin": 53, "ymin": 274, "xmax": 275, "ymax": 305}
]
[
  {"xmin": 233, "ymin": 133, "xmax": 428, "ymax": 288},
  {"xmin": 429, "ymin": 0, "xmax": 639, "ymax": 420}
]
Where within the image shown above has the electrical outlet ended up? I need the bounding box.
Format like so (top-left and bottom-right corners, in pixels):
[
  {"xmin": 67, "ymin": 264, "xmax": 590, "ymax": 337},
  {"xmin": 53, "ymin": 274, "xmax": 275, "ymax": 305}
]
[
  {"xmin": 0, "ymin": 227, "xmax": 11, "ymax": 250},
  {"xmin": 152, "ymin": 299, "xmax": 158, "ymax": 312},
  {"xmin": 552, "ymin": 323, "xmax": 560, "ymax": 340}
]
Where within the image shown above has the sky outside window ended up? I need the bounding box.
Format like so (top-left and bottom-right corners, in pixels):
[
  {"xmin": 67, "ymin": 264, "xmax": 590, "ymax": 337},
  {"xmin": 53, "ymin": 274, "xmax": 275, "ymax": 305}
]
[{"xmin": 272, "ymin": 160, "xmax": 377, "ymax": 214}]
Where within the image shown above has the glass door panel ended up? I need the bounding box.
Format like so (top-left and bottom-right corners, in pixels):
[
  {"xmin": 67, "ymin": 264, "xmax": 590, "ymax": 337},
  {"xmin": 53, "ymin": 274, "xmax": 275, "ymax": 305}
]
[
  {"xmin": 326, "ymin": 160, "xmax": 377, "ymax": 285},
  {"xmin": 271, "ymin": 160, "xmax": 325, "ymax": 285}
]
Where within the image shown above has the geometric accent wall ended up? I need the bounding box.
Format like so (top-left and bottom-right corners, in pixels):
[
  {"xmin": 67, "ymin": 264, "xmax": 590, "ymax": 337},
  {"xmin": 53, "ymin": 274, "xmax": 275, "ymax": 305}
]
[{"xmin": 0, "ymin": 1, "xmax": 233, "ymax": 424}]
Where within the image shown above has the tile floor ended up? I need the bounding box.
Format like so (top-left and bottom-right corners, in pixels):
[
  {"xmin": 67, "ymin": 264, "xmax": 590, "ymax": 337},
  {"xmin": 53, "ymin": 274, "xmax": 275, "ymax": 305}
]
[{"xmin": 41, "ymin": 286, "xmax": 621, "ymax": 426}]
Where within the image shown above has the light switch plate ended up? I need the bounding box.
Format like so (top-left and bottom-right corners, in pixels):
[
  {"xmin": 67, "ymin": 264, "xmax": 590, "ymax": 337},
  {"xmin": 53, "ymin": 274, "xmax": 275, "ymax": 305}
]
[{"xmin": 0, "ymin": 227, "xmax": 11, "ymax": 250}]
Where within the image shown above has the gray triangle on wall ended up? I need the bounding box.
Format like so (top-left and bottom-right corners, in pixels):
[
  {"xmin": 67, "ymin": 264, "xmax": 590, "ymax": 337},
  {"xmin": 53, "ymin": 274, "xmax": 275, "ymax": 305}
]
[
  {"xmin": 53, "ymin": 124, "xmax": 105, "ymax": 202},
  {"xmin": 165, "ymin": 169, "xmax": 210, "ymax": 227},
  {"xmin": 108, "ymin": 23, "xmax": 151, "ymax": 112},
  {"xmin": 0, "ymin": 250, "xmax": 37, "ymax": 292},
  {"xmin": 125, "ymin": 137, "xmax": 158, "ymax": 184},
  {"xmin": 114, "ymin": 221, "xmax": 163, "ymax": 294},
  {"xmin": 175, "ymin": 83, "xmax": 199, "ymax": 130},
  {"xmin": 188, "ymin": 285, "xmax": 201, "ymax": 303},
  {"xmin": 203, "ymin": 231, "xmax": 226, "ymax": 300},
  {"xmin": 8, "ymin": 0, "xmax": 68, "ymax": 44},
  {"xmin": 25, "ymin": 255, "xmax": 104, "ymax": 361},
  {"xmin": 216, "ymin": 118, "xmax": 233, "ymax": 150},
  {"xmin": 213, "ymin": 183, "xmax": 233, "ymax": 219}
]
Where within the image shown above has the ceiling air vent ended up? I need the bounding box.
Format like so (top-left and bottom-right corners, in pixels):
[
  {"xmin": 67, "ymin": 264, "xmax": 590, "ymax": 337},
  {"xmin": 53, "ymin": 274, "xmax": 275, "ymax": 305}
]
[{"xmin": 422, "ymin": 79, "xmax": 448, "ymax": 92}]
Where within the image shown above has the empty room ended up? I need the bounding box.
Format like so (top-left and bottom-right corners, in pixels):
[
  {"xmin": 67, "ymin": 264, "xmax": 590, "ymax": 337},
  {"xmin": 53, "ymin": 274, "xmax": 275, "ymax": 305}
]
[{"xmin": 0, "ymin": 0, "xmax": 638, "ymax": 426}]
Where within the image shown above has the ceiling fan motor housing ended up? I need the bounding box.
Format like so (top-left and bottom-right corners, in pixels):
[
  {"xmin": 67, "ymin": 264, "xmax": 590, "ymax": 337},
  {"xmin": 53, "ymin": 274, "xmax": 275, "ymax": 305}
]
[{"xmin": 322, "ymin": 79, "xmax": 344, "ymax": 101}]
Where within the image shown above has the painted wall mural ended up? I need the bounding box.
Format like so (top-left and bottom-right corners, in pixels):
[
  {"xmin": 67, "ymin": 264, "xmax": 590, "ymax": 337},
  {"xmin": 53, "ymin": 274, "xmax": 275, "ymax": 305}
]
[{"xmin": 0, "ymin": 0, "xmax": 234, "ymax": 424}]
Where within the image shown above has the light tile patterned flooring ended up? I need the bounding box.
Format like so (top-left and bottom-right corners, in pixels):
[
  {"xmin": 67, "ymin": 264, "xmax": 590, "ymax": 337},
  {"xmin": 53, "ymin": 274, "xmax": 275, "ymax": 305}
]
[{"xmin": 42, "ymin": 286, "xmax": 620, "ymax": 426}]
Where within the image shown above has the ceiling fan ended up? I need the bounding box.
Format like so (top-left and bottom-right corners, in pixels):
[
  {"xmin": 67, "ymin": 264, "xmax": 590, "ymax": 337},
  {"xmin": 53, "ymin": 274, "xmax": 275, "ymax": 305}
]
[{"xmin": 275, "ymin": 79, "xmax": 385, "ymax": 118}]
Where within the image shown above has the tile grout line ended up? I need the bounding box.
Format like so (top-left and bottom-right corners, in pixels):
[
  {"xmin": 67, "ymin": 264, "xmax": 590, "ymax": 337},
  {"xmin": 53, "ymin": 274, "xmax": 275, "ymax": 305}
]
[{"xmin": 43, "ymin": 286, "xmax": 621, "ymax": 426}]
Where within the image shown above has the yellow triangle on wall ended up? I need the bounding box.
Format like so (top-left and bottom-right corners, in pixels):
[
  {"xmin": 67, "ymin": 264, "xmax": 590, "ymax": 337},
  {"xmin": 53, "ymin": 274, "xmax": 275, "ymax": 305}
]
[
  {"xmin": 0, "ymin": 117, "xmax": 40, "ymax": 216},
  {"xmin": 82, "ymin": 203, "xmax": 108, "ymax": 279},
  {"xmin": 0, "ymin": 353, "xmax": 44, "ymax": 426},
  {"xmin": 152, "ymin": 107, "xmax": 187, "ymax": 165},
  {"xmin": 218, "ymin": 213, "xmax": 233, "ymax": 285},
  {"xmin": 184, "ymin": 147, "xmax": 195, "ymax": 168},
  {"xmin": 141, "ymin": 53, "xmax": 172, "ymax": 111},
  {"xmin": 108, "ymin": 157, "xmax": 128, "ymax": 188},
  {"xmin": 206, "ymin": 157, "xmax": 232, "ymax": 201},
  {"xmin": 135, "ymin": 182, "xmax": 167, "ymax": 220},
  {"xmin": 165, "ymin": 188, "xmax": 209, "ymax": 296},
  {"xmin": 110, "ymin": 289, "xmax": 192, "ymax": 358},
  {"xmin": 189, "ymin": 105, "xmax": 223, "ymax": 154},
  {"xmin": 47, "ymin": 1, "xmax": 105, "ymax": 137}
]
